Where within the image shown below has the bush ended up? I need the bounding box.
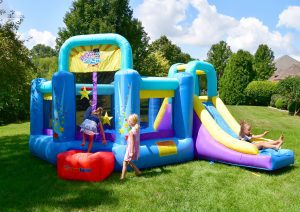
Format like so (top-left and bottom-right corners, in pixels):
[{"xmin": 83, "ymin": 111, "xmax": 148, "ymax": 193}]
[
  {"xmin": 288, "ymin": 101, "xmax": 300, "ymax": 115},
  {"xmin": 270, "ymin": 94, "xmax": 282, "ymax": 107},
  {"xmin": 276, "ymin": 76, "xmax": 300, "ymax": 116},
  {"xmin": 244, "ymin": 81, "xmax": 277, "ymax": 105},
  {"xmin": 275, "ymin": 98, "xmax": 288, "ymax": 110}
]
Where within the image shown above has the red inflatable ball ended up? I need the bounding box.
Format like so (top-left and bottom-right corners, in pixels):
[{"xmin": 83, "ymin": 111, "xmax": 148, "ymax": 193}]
[{"xmin": 57, "ymin": 150, "xmax": 114, "ymax": 182}]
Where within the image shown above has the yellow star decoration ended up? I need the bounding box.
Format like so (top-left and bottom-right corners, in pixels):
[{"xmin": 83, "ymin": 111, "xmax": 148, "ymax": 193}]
[
  {"xmin": 119, "ymin": 128, "xmax": 124, "ymax": 134},
  {"xmin": 80, "ymin": 87, "xmax": 90, "ymax": 100},
  {"xmin": 102, "ymin": 111, "xmax": 113, "ymax": 126}
]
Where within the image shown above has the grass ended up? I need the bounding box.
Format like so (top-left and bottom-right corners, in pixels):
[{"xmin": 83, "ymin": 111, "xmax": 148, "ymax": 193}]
[{"xmin": 0, "ymin": 106, "xmax": 300, "ymax": 211}]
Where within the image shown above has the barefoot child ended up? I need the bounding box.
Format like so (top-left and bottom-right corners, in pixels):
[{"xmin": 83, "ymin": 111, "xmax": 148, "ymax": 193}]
[
  {"xmin": 120, "ymin": 114, "xmax": 142, "ymax": 180},
  {"xmin": 80, "ymin": 107, "xmax": 106, "ymax": 152},
  {"xmin": 239, "ymin": 120, "xmax": 284, "ymax": 150}
]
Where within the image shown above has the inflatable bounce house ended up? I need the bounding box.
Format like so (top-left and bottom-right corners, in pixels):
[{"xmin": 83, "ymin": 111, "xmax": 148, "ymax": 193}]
[
  {"xmin": 29, "ymin": 33, "xmax": 294, "ymax": 180},
  {"xmin": 29, "ymin": 33, "xmax": 194, "ymax": 176}
]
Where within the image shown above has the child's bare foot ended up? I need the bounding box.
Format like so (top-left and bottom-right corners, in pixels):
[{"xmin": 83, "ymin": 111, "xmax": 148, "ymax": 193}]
[
  {"xmin": 279, "ymin": 134, "xmax": 284, "ymax": 141},
  {"xmin": 278, "ymin": 134, "xmax": 284, "ymax": 148},
  {"xmin": 275, "ymin": 144, "xmax": 281, "ymax": 150}
]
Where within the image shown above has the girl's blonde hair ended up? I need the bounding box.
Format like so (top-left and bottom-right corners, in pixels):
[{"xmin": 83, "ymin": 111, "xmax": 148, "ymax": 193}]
[
  {"xmin": 93, "ymin": 107, "xmax": 103, "ymax": 117},
  {"xmin": 239, "ymin": 120, "xmax": 251, "ymax": 136},
  {"xmin": 127, "ymin": 114, "xmax": 139, "ymax": 130}
]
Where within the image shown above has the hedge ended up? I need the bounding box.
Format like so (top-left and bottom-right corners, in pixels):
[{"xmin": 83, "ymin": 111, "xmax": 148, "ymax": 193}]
[{"xmin": 244, "ymin": 81, "xmax": 277, "ymax": 106}]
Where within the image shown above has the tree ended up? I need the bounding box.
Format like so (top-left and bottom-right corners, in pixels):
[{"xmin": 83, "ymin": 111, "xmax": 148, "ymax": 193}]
[
  {"xmin": 0, "ymin": 4, "xmax": 35, "ymax": 124},
  {"xmin": 148, "ymin": 36, "xmax": 192, "ymax": 65},
  {"xmin": 219, "ymin": 50, "xmax": 255, "ymax": 105},
  {"xmin": 56, "ymin": 0, "xmax": 149, "ymax": 72},
  {"xmin": 276, "ymin": 76, "xmax": 300, "ymax": 116},
  {"xmin": 253, "ymin": 44, "xmax": 276, "ymax": 80},
  {"xmin": 30, "ymin": 44, "xmax": 57, "ymax": 58},
  {"xmin": 141, "ymin": 51, "xmax": 171, "ymax": 77},
  {"xmin": 207, "ymin": 41, "xmax": 232, "ymax": 79},
  {"xmin": 32, "ymin": 56, "xmax": 58, "ymax": 80},
  {"xmin": 140, "ymin": 36, "xmax": 193, "ymax": 77}
]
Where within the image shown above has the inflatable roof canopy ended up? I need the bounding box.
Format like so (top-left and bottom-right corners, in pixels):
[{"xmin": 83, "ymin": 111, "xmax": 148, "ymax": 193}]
[{"xmin": 69, "ymin": 44, "xmax": 121, "ymax": 73}]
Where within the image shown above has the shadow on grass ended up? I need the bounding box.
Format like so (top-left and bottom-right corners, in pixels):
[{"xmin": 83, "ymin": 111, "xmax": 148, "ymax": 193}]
[
  {"xmin": 141, "ymin": 167, "xmax": 172, "ymax": 178},
  {"xmin": 200, "ymin": 158, "xmax": 296, "ymax": 176},
  {"xmin": 108, "ymin": 166, "xmax": 172, "ymax": 182},
  {"xmin": 234, "ymin": 163, "xmax": 296, "ymax": 176},
  {"xmin": 0, "ymin": 134, "xmax": 119, "ymax": 211},
  {"xmin": 254, "ymin": 165, "xmax": 296, "ymax": 176}
]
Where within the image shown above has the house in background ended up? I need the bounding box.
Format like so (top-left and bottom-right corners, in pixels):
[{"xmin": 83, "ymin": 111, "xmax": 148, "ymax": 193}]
[{"xmin": 269, "ymin": 55, "xmax": 300, "ymax": 81}]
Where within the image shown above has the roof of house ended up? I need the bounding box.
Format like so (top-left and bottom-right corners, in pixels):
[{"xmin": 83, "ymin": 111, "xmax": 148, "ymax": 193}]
[{"xmin": 269, "ymin": 55, "xmax": 300, "ymax": 81}]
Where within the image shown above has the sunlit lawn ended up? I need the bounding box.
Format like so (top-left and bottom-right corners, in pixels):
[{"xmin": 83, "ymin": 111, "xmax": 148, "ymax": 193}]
[{"xmin": 0, "ymin": 106, "xmax": 299, "ymax": 211}]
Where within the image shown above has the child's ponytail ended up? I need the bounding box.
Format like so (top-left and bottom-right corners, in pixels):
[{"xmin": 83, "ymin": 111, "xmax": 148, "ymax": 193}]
[
  {"xmin": 128, "ymin": 114, "xmax": 140, "ymax": 130},
  {"xmin": 240, "ymin": 120, "xmax": 246, "ymax": 125},
  {"xmin": 134, "ymin": 123, "xmax": 140, "ymax": 130}
]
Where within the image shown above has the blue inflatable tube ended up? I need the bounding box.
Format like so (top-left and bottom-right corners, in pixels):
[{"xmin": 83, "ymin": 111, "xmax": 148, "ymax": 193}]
[
  {"xmin": 38, "ymin": 82, "xmax": 115, "ymax": 95},
  {"xmin": 30, "ymin": 78, "xmax": 47, "ymax": 135},
  {"xmin": 37, "ymin": 80, "xmax": 52, "ymax": 93},
  {"xmin": 75, "ymin": 84, "xmax": 114, "ymax": 95},
  {"xmin": 141, "ymin": 77, "xmax": 179, "ymax": 90},
  {"xmin": 185, "ymin": 61, "xmax": 217, "ymax": 97}
]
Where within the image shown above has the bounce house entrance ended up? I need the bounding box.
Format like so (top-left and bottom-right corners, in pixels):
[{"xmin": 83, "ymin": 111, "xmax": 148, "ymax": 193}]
[{"xmin": 139, "ymin": 97, "xmax": 174, "ymax": 141}]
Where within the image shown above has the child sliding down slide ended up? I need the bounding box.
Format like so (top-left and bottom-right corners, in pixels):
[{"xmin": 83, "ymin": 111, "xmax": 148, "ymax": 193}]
[{"xmin": 239, "ymin": 120, "xmax": 284, "ymax": 150}]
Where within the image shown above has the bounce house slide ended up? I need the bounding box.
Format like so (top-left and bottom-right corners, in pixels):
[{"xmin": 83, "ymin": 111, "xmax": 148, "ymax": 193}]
[{"xmin": 193, "ymin": 96, "xmax": 294, "ymax": 170}]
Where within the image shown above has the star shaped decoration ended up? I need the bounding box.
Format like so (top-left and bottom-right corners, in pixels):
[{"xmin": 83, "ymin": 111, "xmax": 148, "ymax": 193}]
[
  {"xmin": 102, "ymin": 111, "xmax": 113, "ymax": 126},
  {"xmin": 80, "ymin": 87, "xmax": 90, "ymax": 100}
]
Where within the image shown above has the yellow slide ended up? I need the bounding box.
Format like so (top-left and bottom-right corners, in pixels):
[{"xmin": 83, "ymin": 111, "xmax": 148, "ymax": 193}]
[
  {"xmin": 213, "ymin": 97, "xmax": 273, "ymax": 143},
  {"xmin": 194, "ymin": 96, "xmax": 259, "ymax": 155}
]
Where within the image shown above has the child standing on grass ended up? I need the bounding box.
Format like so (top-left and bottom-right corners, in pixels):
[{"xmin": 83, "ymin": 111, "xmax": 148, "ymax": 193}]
[
  {"xmin": 239, "ymin": 120, "xmax": 284, "ymax": 150},
  {"xmin": 80, "ymin": 107, "xmax": 106, "ymax": 153},
  {"xmin": 120, "ymin": 114, "xmax": 142, "ymax": 180}
]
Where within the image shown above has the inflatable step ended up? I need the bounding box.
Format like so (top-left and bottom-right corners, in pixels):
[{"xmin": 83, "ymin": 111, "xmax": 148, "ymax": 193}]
[{"xmin": 57, "ymin": 150, "xmax": 114, "ymax": 182}]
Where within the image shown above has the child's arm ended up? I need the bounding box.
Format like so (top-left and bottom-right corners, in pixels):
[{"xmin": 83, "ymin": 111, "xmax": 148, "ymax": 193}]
[
  {"xmin": 99, "ymin": 123, "xmax": 106, "ymax": 144},
  {"xmin": 129, "ymin": 132, "xmax": 135, "ymax": 157},
  {"xmin": 252, "ymin": 131, "xmax": 269, "ymax": 139}
]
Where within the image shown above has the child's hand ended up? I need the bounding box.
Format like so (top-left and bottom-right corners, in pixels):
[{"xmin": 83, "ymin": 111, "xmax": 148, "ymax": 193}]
[
  {"xmin": 102, "ymin": 139, "xmax": 107, "ymax": 145},
  {"xmin": 263, "ymin": 131, "xmax": 269, "ymax": 136},
  {"xmin": 129, "ymin": 152, "xmax": 133, "ymax": 157}
]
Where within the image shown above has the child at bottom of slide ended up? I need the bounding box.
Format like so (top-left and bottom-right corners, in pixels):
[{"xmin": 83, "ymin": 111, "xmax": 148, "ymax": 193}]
[{"xmin": 239, "ymin": 120, "xmax": 284, "ymax": 150}]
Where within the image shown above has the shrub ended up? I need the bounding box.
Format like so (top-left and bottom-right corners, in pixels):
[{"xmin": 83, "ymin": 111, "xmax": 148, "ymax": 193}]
[
  {"xmin": 275, "ymin": 98, "xmax": 288, "ymax": 110},
  {"xmin": 276, "ymin": 76, "xmax": 300, "ymax": 116},
  {"xmin": 244, "ymin": 81, "xmax": 277, "ymax": 105},
  {"xmin": 288, "ymin": 101, "xmax": 300, "ymax": 115},
  {"xmin": 270, "ymin": 94, "xmax": 282, "ymax": 107}
]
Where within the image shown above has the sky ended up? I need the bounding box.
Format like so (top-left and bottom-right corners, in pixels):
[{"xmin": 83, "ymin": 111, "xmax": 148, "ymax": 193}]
[{"xmin": 2, "ymin": 0, "xmax": 300, "ymax": 60}]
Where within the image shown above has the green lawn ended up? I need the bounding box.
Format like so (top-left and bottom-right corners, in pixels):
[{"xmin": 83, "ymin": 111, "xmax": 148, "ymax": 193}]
[{"xmin": 0, "ymin": 106, "xmax": 299, "ymax": 211}]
